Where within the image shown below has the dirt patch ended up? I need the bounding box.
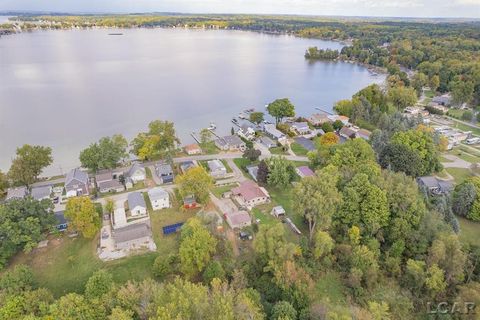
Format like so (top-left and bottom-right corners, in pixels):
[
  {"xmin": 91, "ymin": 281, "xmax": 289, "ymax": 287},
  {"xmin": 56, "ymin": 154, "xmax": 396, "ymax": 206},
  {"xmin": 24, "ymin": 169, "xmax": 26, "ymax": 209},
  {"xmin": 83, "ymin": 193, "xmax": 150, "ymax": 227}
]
[{"xmin": 226, "ymin": 229, "xmax": 240, "ymax": 257}]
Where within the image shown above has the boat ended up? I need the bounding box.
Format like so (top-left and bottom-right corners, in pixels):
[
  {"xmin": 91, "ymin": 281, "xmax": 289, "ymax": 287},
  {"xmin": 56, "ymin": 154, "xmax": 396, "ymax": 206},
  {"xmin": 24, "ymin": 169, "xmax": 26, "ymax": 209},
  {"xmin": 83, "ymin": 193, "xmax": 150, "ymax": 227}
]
[
  {"xmin": 232, "ymin": 118, "xmax": 238, "ymax": 123},
  {"xmin": 108, "ymin": 33, "xmax": 124, "ymax": 36},
  {"xmin": 238, "ymin": 113, "xmax": 247, "ymax": 119},
  {"xmin": 207, "ymin": 122, "xmax": 216, "ymax": 130}
]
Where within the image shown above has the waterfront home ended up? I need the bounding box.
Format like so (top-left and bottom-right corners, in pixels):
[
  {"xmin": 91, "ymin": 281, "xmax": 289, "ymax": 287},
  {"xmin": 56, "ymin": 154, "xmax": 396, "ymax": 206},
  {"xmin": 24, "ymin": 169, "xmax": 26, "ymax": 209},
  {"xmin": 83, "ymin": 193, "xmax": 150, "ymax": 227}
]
[
  {"xmin": 128, "ymin": 192, "xmax": 147, "ymax": 216},
  {"xmin": 264, "ymin": 124, "xmax": 287, "ymax": 145},
  {"xmin": 259, "ymin": 136, "xmax": 276, "ymax": 148},
  {"xmin": 290, "ymin": 122, "xmax": 311, "ymax": 136},
  {"xmin": 126, "ymin": 163, "xmax": 146, "ymax": 183},
  {"xmin": 183, "ymin": 195, "xmax": 197, "ymax": 209},
  {"xmin": 328, "ymin": 115, "xmax": 350, "ymax": 125},
  {"xmin": 148, "ymin": 187, "xmax": 170, "ymax": 210},
  {"xmin": 307, "ymin": 113, "xmax": 331, "ymax": 126},
  {"xmin": 296, "ymin": 166, "xmax": 316, "ymax": 178},
  {"xmin": 271, "ymin": 206, "xmax": 286, "ymax": 218},
  {"xmin": 232, "ymin": 180, "xmax": 270, "ymax": 209},
  {"xmin": 339, "ymin": 127, "xmax": 357, "ymax": 140},
  {"xmin": 294, "ymin": 137, "xmax": 316, "ymax": 151},
  {"xmin": 65, "ymin": 168, "xmax": 89, "ymax": 198},
  {"xmin": 184, "ymin": 143, "xmax": 202, "ymax": 155},
  {"xmin": 31, "ymin": 185, "xmax": 52, "ymax": 201},
  {"xmin": 179, "ymin": 161, "xmax": 196, "ymax": 174},
  {"xmin": 54, "ymin": 211, "xmax": 68, "ymax": 231},
  {"xmin": 417, "ymin": 176, "xmax": 453, "ymax": 196},
  {"xmin": 356, "ymin": 129, "xmax": 372, "ymax": 140},
  {"xmin": 5, "ymin": 186, "xmax": 28, "ymax": 201},
  {"xmin": 237, "ymin": 124, "xmax": 256, "ymax": 141},
  {"xmin": 208, "ymin": 159, "xmax": 227, "ymax": 178},
  {"xmin": 155, "ymin": 162, "xmax": 174, "ymax": 184},
  {"xmin": 214, "ymin": 135, "xmax": 247, "ymax": 152},
  {"xmin": 246, "ymin": 165, "xmax": 259, "ymax": 181},
  {"xmin": 225, "ymin": 210, "xmax": 252, "ymax": 229},
  {"xmin": 95, "ymin": 170, "xmax": 124, "ymax": 194}
]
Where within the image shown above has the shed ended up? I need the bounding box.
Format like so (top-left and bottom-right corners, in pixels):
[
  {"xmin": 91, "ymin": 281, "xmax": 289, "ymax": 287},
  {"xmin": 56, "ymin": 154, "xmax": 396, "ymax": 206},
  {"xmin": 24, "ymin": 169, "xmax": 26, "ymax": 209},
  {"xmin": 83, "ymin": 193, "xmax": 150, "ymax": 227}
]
[{"xmin": 271, "ymin": 206, "xmax": 286, "ymax": 218}]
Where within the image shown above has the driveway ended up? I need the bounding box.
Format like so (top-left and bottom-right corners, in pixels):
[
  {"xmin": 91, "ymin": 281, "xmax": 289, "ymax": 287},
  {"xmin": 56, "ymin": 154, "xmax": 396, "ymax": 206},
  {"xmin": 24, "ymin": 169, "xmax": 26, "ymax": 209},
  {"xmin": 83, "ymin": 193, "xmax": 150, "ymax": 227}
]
[{"xmin": 442, "ymin": 154, "xmax": 472, "ymax": 169}]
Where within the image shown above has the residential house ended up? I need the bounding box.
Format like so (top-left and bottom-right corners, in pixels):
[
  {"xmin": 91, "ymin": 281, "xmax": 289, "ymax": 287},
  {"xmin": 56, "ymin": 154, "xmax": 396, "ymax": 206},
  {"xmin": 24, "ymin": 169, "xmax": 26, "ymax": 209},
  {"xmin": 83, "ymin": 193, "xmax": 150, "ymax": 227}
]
[
  {"xmin": 432, "ymin": 93, "xmax": 452, "ymax": 106},
  {"xmin": 417, "ymin": 176, "xmax": 454, "ymax": 196},
  {"xmin": 339, "ymin": 127, "xmax": 357, "ymax": 140},
  {"xmin": 307, "ymin": 113, "xmax": 331, "ymax": 126},
  {"xmin": 264, "ymin": 124, "xmax": 287, "ymax": 145},
  {"xmin": 290, "ymin": 122, "xmax": 312, "ymax": 136},
  {"xmin": 296, "ymin": 166, "xmax": 315, "ymax": 178},
  {"xmin": 260, "ymin": 136, "xmax": 276, "ymax": 148},
  {"xmin": 65, "ymin": 168, "xmax": 89, "ymax": 198},
  {"xmin": 225, "ymin": 210, "xmax": 252, "ymax": 229},
  {"xmin": 183, "ymin": 195, "xmax": 197, "ymax": 209},
  {"xmin": 128, "ymin": 192, "xmax": 147, "ymax": 216},
  {"xmin": 125, "ymin": 177, "xmax": 134, "ymax": 190},
  {"xmin": 31, "ymin": 185, "xmax": 52, "ymax": 201},
  {"xmin": 214, "ymin": 135, "xmax": 247, "ymax": 152},
  {"xmin": 237, "ymin": 124, "xmax": 256, "ymax": 141},
  {"xmin": 356, "ymin": 129, "xmax": 372, "ymax": 140},
  {"xmin": 246, "ymin": 165, "xmax": 259, "ymax": 181},
  {"xmin": 328, "ymin": 115, "xmax": 350, "ymax": 125},
  {"xmin": 184, "ymin": 144, "xmax": 202, "ymax": 155},
  {"xmin": 231, "ymin": 180, "xmax": 270, "ymax": 209},
  {"xmin": 5, "ymin": 186, "xmax": 28, "ymax": 201},
  {"xmin": 95, "ymin": 170, "xmax": 124, "ymax": 194},
  {"xmin": 155, "ymin": 162, "xmax": 174, "ymax": 184},
  {"xmin": 112, "ymin": 222, "xmax": 153, "ymax": 250},
  {"xmin": 294, "ymin": 137, "xmax": 316, "ymax": 151},
  {"xmin": 271, "ymin": 206, "xmax": 286, "ymax": 218},
  {"xmin": 148, "ymin": 187, "xmax": 170, "ymax": 210},
  {"xmin": 126, "ymin": 163, "xmax": 146, "ymax": 183},
  {"xmin": 54, "ymin": 211, "xmax": 68, "ymax": 231},
  {"xmin": 179, "ymin": 161, "xmax": 196, "ymax": 174},
  {"xmin": 208, "ymin": 159, "xmax": 227, "ymax": 178}
]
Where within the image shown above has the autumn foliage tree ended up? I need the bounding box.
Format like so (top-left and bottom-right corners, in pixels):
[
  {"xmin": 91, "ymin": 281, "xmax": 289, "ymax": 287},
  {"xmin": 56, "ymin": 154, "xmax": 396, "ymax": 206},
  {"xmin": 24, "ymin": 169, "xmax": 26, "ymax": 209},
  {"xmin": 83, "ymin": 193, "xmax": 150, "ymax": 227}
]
[
  {"xmin": 64, "ymin": 196, "xmax": 101, "ymax": 238},
  {"xmin": 175, "ymin": 166, "xmax": 214, "ymax": 204}
]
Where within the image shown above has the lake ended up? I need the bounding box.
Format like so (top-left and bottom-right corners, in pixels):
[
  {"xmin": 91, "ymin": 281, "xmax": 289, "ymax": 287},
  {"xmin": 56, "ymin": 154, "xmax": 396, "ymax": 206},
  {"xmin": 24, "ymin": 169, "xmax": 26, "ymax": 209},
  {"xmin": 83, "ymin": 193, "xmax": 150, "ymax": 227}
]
[{"xmin": 0, "ymin": 28, "xmax": 383, "ymax": 176}]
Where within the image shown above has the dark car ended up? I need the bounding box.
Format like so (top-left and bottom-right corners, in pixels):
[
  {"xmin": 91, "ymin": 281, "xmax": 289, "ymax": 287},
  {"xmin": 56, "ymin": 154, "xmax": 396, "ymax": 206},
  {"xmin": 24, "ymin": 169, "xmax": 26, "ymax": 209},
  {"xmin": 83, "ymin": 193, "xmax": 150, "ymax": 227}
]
[
  {"xmin": 52, "ymin": 197, "xmax": 59, "ymax": 204},
  {"xmin": 239, "ymin": 232, "xmax": 252, "ymax": 240}
]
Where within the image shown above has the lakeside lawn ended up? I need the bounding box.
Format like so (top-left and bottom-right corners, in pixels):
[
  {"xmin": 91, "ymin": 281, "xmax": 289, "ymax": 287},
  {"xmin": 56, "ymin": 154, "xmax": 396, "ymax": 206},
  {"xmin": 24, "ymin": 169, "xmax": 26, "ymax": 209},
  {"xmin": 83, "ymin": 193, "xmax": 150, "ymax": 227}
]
[
  {"xmin": 447, "ymin": 149, "xmax": 480, "ymax": 164},
  {"xmin": 458, "ymin": 217, "xmax": 480, "ymax": 248},
  {"xmin": 290, "ymin": 142, "xmax": 309, "ymax": 156}
]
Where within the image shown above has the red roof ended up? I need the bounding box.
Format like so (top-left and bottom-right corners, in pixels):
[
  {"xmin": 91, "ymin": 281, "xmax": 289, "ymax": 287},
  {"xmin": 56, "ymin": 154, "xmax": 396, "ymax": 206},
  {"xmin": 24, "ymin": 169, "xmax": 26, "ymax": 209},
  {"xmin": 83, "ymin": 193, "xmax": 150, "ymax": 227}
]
[{"xmin": 232, "ymin": 180, "xmax": 269, "ymax": 202}]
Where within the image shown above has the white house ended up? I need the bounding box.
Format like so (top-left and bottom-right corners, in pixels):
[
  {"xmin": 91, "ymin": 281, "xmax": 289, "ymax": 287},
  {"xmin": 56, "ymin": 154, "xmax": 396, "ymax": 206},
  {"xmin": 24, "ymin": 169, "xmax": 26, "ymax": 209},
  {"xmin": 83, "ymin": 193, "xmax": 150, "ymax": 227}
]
[
  {"xmin": 126, "ymin": 163, "xmax": 146, "ymax": 183},
  {"xmin": 148, "ymin": 187, "xmax": 170, "ymax": 210},
  {"xmin": 290, "ymin": 122, "xmax": 311, "ymax": 135},
  {"xmin": 128, "ymin": 192, "xmax": 147, "ymax": 216},
  {"xmin": 208, "ymin": 159, "xmax": 227, "ymax": 178}
]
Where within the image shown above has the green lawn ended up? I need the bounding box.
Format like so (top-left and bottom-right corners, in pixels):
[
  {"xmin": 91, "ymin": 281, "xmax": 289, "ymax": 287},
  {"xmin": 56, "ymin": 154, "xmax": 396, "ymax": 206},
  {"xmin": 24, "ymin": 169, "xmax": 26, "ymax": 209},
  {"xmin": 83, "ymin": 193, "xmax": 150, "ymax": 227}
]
[
  {"xmin": 221, "ymin": 159, "xmax": 233, "ymax": 173},
  {"xmin": 439, "ymin": 155, "xmax": 453, "ymax": 163},
  {"xmin": 290, "ymin": 143, "xmax": 309, "ymax": 156},
  {"xmin": 447, "ymin": 109, "xmax": 465, "ymax": 119},
  {"xmin": 458, "ymin": 217, "xmax": 480, "ymax": 247},
  {"xmin": 435, "ymin": 169, "xmax": 451, "ymax": 179},
  {"xmin": 270, "ymin": 147, "xmax": 289, "ymax": 155},
  {"xmin": 200, "ymin": 141, "xmax": 218, "ymax": 154},
  {"xmin": 445, "ymin": 167, "xmax": 473, "ymax": 184},
  {"xmin": 448, "ymin": 149, "xmax": 480, "ymax": 164},
  {"xmin": 212, "ymin": 184, "xmax": 237, "ymax": 198},
  {"xmin": 449, "ymin": 119, "xmax": 480, "ymax": 136},
  {"xmin": 251, "ymin": 207, "xmax": 277, "ymax": 226}
]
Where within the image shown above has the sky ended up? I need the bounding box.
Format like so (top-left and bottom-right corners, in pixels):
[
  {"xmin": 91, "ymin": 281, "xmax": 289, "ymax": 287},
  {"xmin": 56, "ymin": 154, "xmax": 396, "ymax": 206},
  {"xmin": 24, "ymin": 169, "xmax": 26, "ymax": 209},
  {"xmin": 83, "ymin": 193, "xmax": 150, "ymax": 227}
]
[{"xmin": 0, "ymin": 0, "xmax": 479, "ymax": 18}]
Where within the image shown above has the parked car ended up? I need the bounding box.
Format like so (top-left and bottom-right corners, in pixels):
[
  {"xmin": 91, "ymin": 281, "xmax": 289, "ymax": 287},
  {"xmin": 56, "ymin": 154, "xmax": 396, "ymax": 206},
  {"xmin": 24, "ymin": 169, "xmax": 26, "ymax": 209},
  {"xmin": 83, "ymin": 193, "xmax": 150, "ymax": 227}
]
[
  {"xmin": 239, "ymin": 232, "xmax": 252, "ymax": 240},
  {"xmin": 53, "ymin": 197, "xmax": 59, "ymax": 204}
]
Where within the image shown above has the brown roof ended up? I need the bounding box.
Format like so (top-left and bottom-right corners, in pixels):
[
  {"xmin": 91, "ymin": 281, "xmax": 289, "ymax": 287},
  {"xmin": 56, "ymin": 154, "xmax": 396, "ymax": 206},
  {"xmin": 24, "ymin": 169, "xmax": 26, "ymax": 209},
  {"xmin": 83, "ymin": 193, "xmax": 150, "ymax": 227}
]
[
  {"xmin": 184, "ymin": 144, "xmax": 201, "ymax": 152},
  {"xmin": 339, "ymin": 126, "xmax": 357, "ymax": 138},
  {"xmin": 232, "ymin": 180, "xmax": 269, "ymax": 202}
]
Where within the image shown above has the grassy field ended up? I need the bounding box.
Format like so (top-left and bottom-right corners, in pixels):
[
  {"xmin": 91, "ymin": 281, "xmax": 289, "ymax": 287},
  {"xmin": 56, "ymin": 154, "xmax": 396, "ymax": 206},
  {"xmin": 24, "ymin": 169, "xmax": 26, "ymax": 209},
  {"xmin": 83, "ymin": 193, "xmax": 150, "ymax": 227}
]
[
  {"xmin": 445, "ymin": 167, "xmax": 473, "ymax": 184},
  {"xmin": 447, "ymin": 109, "xmax": 465, "ymax": 119},
  {"xmin": 439, "ymin": 155, "xmax": 453, "ymax": 163},
  {"xmin": 290, "ymin": 142, "xmax": 309, "ymax": 156},
  {"xmin": 449, "ymin": 119, "xmax": 480, "ymax": 136},
  {"xmin": 458, "ymin": 217, "xmax": 480, "ymax": 247},
  {"xmin": 211, "ymin": 184, "xmax": 237, "ymax": 198},
  {"xmin": 270, "ymin": 147, "xmax": 289, "ymax": 155},
  {"xmin": 448, "ymin": 149, "xmax": 480, "ymax": 164}
]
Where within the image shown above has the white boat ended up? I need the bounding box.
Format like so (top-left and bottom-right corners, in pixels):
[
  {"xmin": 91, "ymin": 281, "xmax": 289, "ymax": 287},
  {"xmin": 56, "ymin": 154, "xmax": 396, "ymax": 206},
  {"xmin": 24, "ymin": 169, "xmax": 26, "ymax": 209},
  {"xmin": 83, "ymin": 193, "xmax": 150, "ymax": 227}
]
[
  {"xmin": 238, "ymin": 113, "xmax": 247, "ymax": 119},
  {"xmin": 207, "ymin": 122, "xmax": 216, "ymax": 130}
]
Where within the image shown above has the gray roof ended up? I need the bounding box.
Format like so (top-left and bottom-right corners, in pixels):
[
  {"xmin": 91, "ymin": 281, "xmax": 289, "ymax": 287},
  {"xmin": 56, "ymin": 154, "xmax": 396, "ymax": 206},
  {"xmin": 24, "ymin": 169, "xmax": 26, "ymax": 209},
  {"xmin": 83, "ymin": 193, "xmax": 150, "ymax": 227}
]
[
  {"xmin": 264, "ymin": 124, "xmax": 285, "ymax": 139},
  {"xmin": 260, "ymin": 136, "xmax": 275, "ymax": 147},
  {"xmin": 208, "ymin": 159, "xmax": 226, "ymax": 172},
  {"xmin": 417, "ymin": 176, "xmax": 439, "ymax": 188},
  {"xmin": 31, "ymin": 186, "xmax": 51, "ymax": 200},
  {"xmin": 217, "ymin": 135, "xmax": 245, "ymax": 147},
  {"xmin": 98, "ymin": 179, "xmax": 124, "ymax": 190},
  {"xmin": 65, "ymin": 168, "xmax": 89, "ymax": 186},
  {"xmin": 54, "ymin": 211, "xmax": 67, "ymax": 225},
  {"xmin": 180, "ymin": 161, "xmax": 195, "ymax": 172},
  {"xmin": 95, "ymin": 170, "xmax": 113, "ymax": 183},
  {"xmin": 246, "ymin": 165, "xmax": 259, "ymax": 181},
  {"xmin": 155, "ymin": 163, "xmax": 173, "ymax": 175},
  {"xmin": 148, "ymin": 187, "xmax": 169, "ymax": 201},
  {"xmin": 291, "ymin": 122, "xmax": 310, "ymax": 131},
  {"xmin": 6, "ymin": 186, "xmax": 28, "ymax": 200},
  {"xmin": 294, "ymin": 137, "xmax": 316, "ymax": 151},
  {"xmin": 126, "ymin": 163, "xmax": 145, "ymax": 178},
  {"xmin": 128, "ymin": 192, "xmax": 146, "ymax": 209},
  {"xmin": 114, "ymin": 222, "xmax": 151, "ymax": 243}
]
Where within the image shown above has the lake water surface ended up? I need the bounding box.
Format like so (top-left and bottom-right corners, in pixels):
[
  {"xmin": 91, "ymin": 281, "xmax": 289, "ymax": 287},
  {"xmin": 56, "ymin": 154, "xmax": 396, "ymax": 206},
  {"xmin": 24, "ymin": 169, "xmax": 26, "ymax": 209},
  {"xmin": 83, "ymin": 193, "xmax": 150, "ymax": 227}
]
[{"xmin": 0, "ymin": 28, "xmax": 383, "ymax": 175}]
